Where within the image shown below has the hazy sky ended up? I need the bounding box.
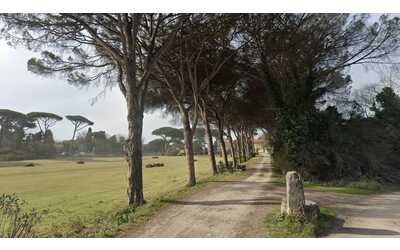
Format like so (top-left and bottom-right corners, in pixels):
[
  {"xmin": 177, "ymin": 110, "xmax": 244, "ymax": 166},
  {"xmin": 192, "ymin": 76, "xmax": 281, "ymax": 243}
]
[
  {"xmin": 0, "ymin": 36, "xmax": 381, "ymax": 142},
  {"xmin": 0, "ymin": 40, "xmax": 174, "ymax": 142}
]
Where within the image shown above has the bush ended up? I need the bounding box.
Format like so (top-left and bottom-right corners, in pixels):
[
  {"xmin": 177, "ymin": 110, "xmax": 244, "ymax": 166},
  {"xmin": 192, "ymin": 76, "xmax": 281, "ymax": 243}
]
[{"xmin": 0, "ymin": 194, "xmax": 41, "ymax": 237}]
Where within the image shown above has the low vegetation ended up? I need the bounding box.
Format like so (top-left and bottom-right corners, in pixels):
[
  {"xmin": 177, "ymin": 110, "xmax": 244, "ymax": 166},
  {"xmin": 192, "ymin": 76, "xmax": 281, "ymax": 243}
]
[
  {"xmin": 0, "ymin": 194, "xmax": 42, "ymax": 237},
  {"xmin": 264, "ymin": 208, "xmax": 337, "ymax": 238},
  {"xmin": 271, "ymin": 173, "xmax": 399, "ymax": 195}
]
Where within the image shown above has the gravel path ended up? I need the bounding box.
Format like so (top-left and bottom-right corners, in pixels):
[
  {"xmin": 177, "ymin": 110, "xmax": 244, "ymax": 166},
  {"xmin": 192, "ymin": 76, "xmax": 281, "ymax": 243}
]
[
  {"xmin": 122, "ymin": 155, "xmax": 400, "ymax": 238},
  {"xmin": 122, "ymin": 155, "xmax": 283, "ymax": 237}
]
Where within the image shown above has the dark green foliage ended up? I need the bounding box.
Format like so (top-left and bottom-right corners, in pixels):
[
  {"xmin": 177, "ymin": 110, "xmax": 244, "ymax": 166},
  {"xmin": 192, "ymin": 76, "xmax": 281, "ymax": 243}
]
[
  {"xmin": 146, "ymin": 127, "xmax": 208, "ymax": 156},
  {"xmin": 373, "ymin": 87, "xmax": 400, "ymax": 125},
  {"xmin": 27, "ymin": 112, "xmax": 62, "ymax": 121},
  {"xmin": 271, "ymin": 87, "xmax": 400, "ymax": 184},
  {"xmin": 0, "ymin": 109, "xmax": 37, "ymax": 159},
  {"xmin": 151, "ymin": 127, "xmax": 183, "ymax": 155},
  {"xmin": 143, "ymin": 139, "xmax": 164, "ymax": 155},
  {"xmin": 27, "ymin": 112, "xmax": 62, "ymax": 135},
  {"xmin": 65, "ymin": 115, "xmax": 94, "ymax": 126},
  {"xmin": 0, "ymin": 194, "xmax": 41, "ymax": 238}
]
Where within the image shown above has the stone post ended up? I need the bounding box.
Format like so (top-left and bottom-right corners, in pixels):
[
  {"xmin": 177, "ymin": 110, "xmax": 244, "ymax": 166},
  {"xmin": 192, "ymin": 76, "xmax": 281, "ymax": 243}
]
[{"xmin": 281, "ymin": 171, "xmax": 306, "ymax": 218}]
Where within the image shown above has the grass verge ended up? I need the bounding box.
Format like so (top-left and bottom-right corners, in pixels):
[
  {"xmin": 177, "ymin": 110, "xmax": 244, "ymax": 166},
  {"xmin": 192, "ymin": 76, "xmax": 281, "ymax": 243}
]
[
  {"xmin": 270, "ymin": 172, "xmax": 399, "ymax": 195},
  {"xmin": 264, "ymin": 207, "xmax": 337, "ymax": 238},
  {"xmin": 50, "ymin": 157, "xmax": 257, "ymax": 237}
]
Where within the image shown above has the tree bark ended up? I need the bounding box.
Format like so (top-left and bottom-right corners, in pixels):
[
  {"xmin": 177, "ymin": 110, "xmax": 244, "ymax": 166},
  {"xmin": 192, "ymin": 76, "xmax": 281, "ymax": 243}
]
[
  {"xmin": 240, "ymin": 129, "xmax": 248, "ymax": 162},
  {"xmin": 0, "ymin": 125, "xmax": 4, "ymax": 148},
  {"xmin": 216, "ymin": 116, "xmax": 229, "ymax": 169},
  {"xmin": 244, "ymin": 131, "xmax": 250, "ymax": 159},
  {"xmin": 125, "ymin": 91, "xmax": 145, "ymax": 206},
  {"xmin": 227, "ymin": 127, "xmax": 238, "ymax": 169},
  {"xmin": 202, "ymin": 110, "xmax": 218, "ymax": 175},
  {"xmin": 233, "ymin": 128, "xmax": 242, "ymax": 163},
  {"xmin": 72, "ymin": 125, "xmax": 77, "ymax": 141},
  {"xmin": 123, "ymin": 58, "xmax": 146, "ymax": 206},
  {"xmin": 182, "ymin": 109, "xmax": 196, "ymax": 186}
]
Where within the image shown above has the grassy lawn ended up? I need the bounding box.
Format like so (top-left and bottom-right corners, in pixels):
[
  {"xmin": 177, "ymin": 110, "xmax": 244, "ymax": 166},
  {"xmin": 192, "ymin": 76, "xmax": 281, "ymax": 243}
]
[{"xmin": 0, "ymin": 155, "xmax": 255, "ymax": 236}]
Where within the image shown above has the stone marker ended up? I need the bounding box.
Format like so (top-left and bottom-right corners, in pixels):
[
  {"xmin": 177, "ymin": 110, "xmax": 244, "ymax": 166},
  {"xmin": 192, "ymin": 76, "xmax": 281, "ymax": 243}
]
[
  {"xmin": 281, "ymin": 171, "xmax": 306, "ymax": 218},
  {"xmin": 304, "ymin": 200, "xmax": 320, "ymax": 222}
]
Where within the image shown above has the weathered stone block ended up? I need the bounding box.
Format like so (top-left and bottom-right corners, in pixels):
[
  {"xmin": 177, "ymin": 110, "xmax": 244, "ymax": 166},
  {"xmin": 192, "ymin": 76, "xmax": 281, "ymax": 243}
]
[
  {"xmin": 304, "ymin": 200, "xmax": 320, "ymax": 222},
  {"xmin": 284, "ymin": 171, "xmax": 305, "ymax": 217}
]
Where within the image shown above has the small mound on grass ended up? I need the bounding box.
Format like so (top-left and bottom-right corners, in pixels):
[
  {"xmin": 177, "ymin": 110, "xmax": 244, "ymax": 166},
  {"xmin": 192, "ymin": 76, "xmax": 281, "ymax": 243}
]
[
  {"xmin": 264, "ymin": 207, "xmax": 339, "ymax": 238},
  {"xmin": 76, "ymin": 161, "xmax": 85, "ymax": 164},
  {"xmin": 145, "ymin": 163, "xmax": 165, "ymax": 168},
  {"xmin": 24, "ymin": 163, "xmax": 37, "ymax": 167}
]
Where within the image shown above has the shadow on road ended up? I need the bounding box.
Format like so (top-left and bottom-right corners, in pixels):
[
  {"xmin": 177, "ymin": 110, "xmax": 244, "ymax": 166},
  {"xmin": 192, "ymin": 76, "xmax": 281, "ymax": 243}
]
[
  {"xmin": 163, "ymin": 197, "xmax": 281, "ymax": 206},
  {"xmin": 337, "ymin": 227, "xmax": 400, "ymax": 236}
]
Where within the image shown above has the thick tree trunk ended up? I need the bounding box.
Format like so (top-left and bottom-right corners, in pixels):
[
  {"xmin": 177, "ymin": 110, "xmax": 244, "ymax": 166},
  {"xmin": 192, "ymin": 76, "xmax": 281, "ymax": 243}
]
[
  {"xmin": 126, "ymin": 109, "xmax": 144, "ymax": 205},
  {"xmin": 125, "ymin": 87, "xmax": 145, "ymax": 206},
  {"xmin": 227, "ymin": 127, "xmax": 238, "ymax": 169},
  {"xmin": 216, "ymin": 117, "xmax": 229, "ymax": 169},
  {"xmin": 182, "ymin": 109, "xmax": 196, "ymax": 186},
  {"xmin": 249, "ymin": 133, "xmax": 255, "ymax": 156},
  {"xmin": 202, "ymin": 110, "xmax": 217, "ymax": 175},
  {"xmin": 233, "ymin": 129, "xmax": 243, "ymax": 163}
]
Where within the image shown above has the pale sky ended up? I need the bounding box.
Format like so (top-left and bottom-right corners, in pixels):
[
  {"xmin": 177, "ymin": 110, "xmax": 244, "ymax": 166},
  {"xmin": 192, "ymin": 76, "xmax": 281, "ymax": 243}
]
[
  {"xmin": 0, "ymin": 40, "xmax": 174, "ymax": 142},
  {"xmin": 0, "ymin": 36, "xmax": 382, "ymax": 142}
]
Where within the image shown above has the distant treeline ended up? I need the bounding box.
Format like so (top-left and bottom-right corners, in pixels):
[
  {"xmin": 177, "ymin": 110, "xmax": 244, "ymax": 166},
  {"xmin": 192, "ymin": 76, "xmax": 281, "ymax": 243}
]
[{"xmin": 0, "ymin": 110, "xmax": 126, "ymax": 160}]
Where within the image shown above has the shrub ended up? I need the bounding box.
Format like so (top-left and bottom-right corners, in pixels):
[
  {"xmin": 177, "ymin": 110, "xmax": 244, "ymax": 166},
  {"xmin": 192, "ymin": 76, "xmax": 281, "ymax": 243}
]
[{"xmin": 0, "ymin": 194, "xmax": 41, "ymax": 238}]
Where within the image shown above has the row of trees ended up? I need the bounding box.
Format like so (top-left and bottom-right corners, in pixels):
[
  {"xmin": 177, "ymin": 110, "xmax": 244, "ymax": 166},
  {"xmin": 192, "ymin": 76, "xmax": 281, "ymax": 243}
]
[
  {"xmin": 1, "ymin": 14, "xmax": 399, "ymax": 206},
  {"xmin": 146, "ymin": 126, "xmax": 257, "ymax": 162},
  {"xmin": 0, "ymin": 109, "xmax": 95, "ymax": 159}
]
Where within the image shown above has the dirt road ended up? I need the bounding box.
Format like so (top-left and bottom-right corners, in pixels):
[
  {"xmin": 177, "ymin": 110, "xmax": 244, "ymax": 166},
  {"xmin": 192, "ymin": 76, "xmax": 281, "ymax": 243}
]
[
  {"xmin": 123, "ymin": 155, "xmax": 400, "ymax": 237},
  {"xmin": 311, "ymin": 191, "xmax": 400, "ymax": 237},
  {"xmin": 123, "ymin": 155, "xmax": 283, "ymax": 237}
]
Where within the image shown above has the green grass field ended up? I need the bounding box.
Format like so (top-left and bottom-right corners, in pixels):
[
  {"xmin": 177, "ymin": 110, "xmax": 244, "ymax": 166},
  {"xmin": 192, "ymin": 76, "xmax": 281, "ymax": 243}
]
[{"xmin": 0, "ymin": 155, "xmax": 253, "ymax": 236}]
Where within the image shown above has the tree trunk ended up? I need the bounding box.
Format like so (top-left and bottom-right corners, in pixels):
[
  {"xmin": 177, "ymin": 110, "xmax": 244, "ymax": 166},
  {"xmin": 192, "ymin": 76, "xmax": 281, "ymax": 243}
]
[
  {"xmin": 125, "ymin": 89, "xmax": 145, "ymax": 206},
  {"xmin": 182, "ymin": 109, "xmax": 196, "ymax": 186},
  {"xmin": 202, "ymin": 110, "xmax": 217, "ymax": 175},
  {"xmin": 0, "ymin": 125, "xmax": 4, "ymax": 148},
  {"xmin": 72, "ymin": 125, "xmax": 77, "ymax": 141},
  {"xmin": 216, "ymin": 116, "xmax": 229, "ymax": 169},
  {"xmin": 233, "ymin": 129, "xmax": 243, "ymax": 163},
  {"xmin": 244, "ymin": 131, "xmax": 250, "ymax": 159},
  {"xmin": 227, "ymin": 127, "xmax": 238, "ymax": 169},
  {"xmin": 240, "ymin": 130, "xmax": 248, "ymax": 162}
]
